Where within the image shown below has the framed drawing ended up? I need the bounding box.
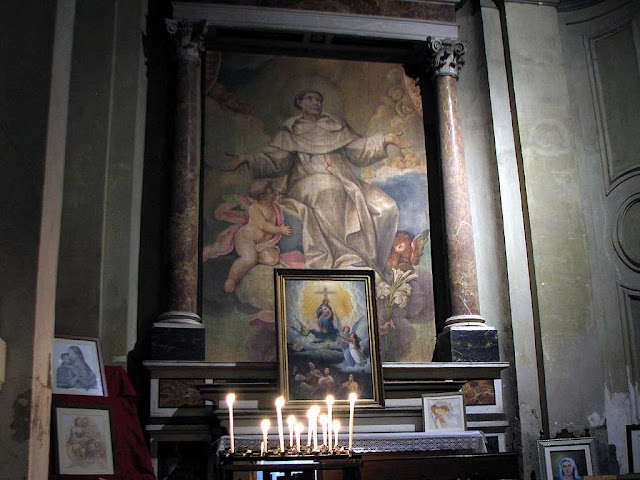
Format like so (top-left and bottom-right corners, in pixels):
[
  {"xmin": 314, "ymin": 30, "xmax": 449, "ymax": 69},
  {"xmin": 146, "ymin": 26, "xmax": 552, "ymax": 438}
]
[
  {"xmin": 53, "ymin": 405, "xmax": 115, "ymax": 475},
  {"xmin": 628, "ymin": 425, "xmax": 640, "ymax": 472},
  {"xmin": 421, "ymin": 392, "xmax": 466, "ymax": 432},
  {"xmin": 53, "ymin": 335, "xmax": 107, "ymax": 397},
  {"xmin": 275, "ymin": 268, "xmax": 383, "ymax": 407},
  {"xmin": 201, "ymin": 51, "xmax": 436, "ymax": 365},
  {"xmin": 537, "ymin": 438, "xmax": 598, "ymax": 480}
]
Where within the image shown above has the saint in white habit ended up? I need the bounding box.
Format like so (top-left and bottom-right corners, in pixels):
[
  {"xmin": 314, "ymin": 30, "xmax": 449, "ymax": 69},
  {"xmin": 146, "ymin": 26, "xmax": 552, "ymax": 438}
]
[{"xmin": 223, "ymin": 89, "xmax": 410, "ymax": 272}]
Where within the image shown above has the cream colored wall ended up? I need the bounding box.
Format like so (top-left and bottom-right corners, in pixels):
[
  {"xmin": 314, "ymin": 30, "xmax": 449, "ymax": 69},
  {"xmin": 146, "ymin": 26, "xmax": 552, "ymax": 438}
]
[
  {"xmin": 0, "ymin": 1, "xmax": 74, "ymax": 477},
  {"xmin": 559, "ymin": 0, "xmax": 640, "ymax": 472}
]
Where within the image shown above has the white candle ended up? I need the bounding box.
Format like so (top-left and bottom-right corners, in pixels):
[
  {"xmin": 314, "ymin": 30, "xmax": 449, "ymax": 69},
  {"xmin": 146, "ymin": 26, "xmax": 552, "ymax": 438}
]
[
  {"xmin": 326, "ymin": 395, "xmax": 334, "ymax": 449},
  {"xmin": 319, "ymin": 414, "xmax": 328, "ymax": 446},
  {"xmin": 333, "ymin": 420, "xmax": 340, "ymax": 446},
  {"xmin": 261, "ymin": 419, "xmax": 270, "ymax": 453},
  {"xmin": 226, "ymin": 393, "xmax": 235, "ymax": 453},
  {"xmin": 295, "ymin": 423, "xmax": 304, "ymax": 452},
  {"xmin": 348, "ymin": 393, "xmax": 357, "ymax": 451},
  {"xmin": 306, "ymin": 409, "xmax": 313, "ymax": 446},
  {"xmin": 287, "ymin": 415, "xmax": 296, "ymax": 448},
  {"xmin": 260, "ymin": 441, "xmax": 265, "ymax": 456},
  {"xmin": 310, "ymin": 405, "xmax": 320, "ymax": 450},
  {"xmin": 275, "ymin": 396, "xmax": 285, "ymax": 452}
]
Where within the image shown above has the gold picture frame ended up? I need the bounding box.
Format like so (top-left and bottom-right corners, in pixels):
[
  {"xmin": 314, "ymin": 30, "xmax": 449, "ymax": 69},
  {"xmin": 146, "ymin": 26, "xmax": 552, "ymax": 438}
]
[{"xmin": 275, "ymin": 268, "xmax": 384, "ymax": 408}]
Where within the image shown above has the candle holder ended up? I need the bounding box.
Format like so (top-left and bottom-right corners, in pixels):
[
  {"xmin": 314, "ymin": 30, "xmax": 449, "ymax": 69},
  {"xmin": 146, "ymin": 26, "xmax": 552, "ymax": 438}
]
[{"xmin": 219, "ymin": 442, "xmax": 354, "ymax": 460}]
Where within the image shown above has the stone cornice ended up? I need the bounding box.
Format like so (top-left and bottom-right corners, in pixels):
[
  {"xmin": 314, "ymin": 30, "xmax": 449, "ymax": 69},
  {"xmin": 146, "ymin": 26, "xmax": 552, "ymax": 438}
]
[{"xmin": 171, "ymin": 2, "xmax": 459, "ymax": 41}]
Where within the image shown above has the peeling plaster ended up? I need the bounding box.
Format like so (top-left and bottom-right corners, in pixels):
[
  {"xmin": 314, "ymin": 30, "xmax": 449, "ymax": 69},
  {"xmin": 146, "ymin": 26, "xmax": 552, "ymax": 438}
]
[
  {"xmin": 10, "ymin": 390, "xmax": 31, "ymax": 443},
  {"xmin": 588, "ymin": 412, "xmax": 605, "ymax": 428},
  {"xmin": 605, "ymin": 384, "xmax": 634, "ymax": 473}
]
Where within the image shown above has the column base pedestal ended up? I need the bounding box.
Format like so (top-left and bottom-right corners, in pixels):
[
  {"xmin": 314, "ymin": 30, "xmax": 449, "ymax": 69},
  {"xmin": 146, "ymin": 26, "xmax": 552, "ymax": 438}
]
[
  {"xmin": 151, "ymin": 318, "xmax": 205, "ymax": 360},
  {"xmin": 436, "ymin": 318, "xmax": 499, "ymax": 362}
]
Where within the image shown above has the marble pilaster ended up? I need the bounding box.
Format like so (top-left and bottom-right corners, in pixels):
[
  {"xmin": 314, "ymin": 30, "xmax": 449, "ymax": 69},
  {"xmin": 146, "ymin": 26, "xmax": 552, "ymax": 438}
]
[
  {"xmin": 421, "ymin": 38, "xmax": 496, "ymax": 361},
  {"xmin": 426, "ymin": 37, "xmax": 483, "ymax": 326},
  {"xmin": 152, "ymin": 19, "xmax": 207, "ymax": 360}
]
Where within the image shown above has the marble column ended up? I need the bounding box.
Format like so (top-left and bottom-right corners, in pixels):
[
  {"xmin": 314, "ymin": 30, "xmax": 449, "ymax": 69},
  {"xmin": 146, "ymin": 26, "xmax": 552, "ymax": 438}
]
[
  {"xmin": 151, "ymin": 20, "xmax": 207, "ymax": 360},
  {"xmin": 423, "ymin": 37, "xmax": 498, "ymax": 361}
]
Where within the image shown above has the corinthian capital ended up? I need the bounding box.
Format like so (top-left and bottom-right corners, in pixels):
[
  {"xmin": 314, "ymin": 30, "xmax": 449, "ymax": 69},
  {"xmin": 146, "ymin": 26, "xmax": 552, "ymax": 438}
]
[
  {"xmin": 426, "ymin": 37, "xmax": 466, "ymax": 80},
  {"xmin": 165, "ymin": 19, "xmax": 207, "ymax": 64}
]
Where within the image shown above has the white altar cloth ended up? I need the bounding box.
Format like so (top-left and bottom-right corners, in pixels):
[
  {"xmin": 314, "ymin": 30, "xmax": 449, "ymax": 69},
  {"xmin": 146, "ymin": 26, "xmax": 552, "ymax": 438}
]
[{"xmin": 216, "ymin": 431, "xmax": 487, "ymax": 454}]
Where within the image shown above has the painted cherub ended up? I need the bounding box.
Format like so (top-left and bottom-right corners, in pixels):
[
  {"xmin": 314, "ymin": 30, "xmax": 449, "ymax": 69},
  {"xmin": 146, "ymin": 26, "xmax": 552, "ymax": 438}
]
[
  {"xmin": 386, "ymin": 230, "xmax": 429, "ymax": 271},
  {"xmin": 203, "ymin": 179, "xmax": 292, "ymax": 293}
]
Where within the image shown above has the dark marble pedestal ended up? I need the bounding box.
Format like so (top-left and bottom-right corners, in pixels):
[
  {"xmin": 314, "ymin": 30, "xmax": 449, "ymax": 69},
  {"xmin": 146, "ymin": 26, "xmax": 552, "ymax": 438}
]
[
  {"xmin": 151, "ymin": 322, "xmax": 205, "ymax": 360},
  {"xmin": 436, "ymin": 325, "xmax": 499, "ymax": 362}
]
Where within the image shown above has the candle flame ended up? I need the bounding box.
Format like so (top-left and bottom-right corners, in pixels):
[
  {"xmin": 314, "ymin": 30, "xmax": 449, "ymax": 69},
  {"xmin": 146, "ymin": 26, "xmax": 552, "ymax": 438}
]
[
  {"xmin": 349, "ymin": 393, "xmax": 358, "ymax": 403},
  {"xmin": 261, "ymin": 419, "xmax": 271, "ymax": 431},
  {"xmin": 326, "ymin": 395, "xmax": 335, "ymax": 405},
  {"xmin": 275, "ymin": 396, "xmax": 285, "ymax": 408},
  {"xmin": 333, "ymin": 420, "xmax": 340, "ymax": 430},
  {"xmin": 287, "ymin": 415, "xmax": 296, "ymax": 426},
  {"xmin": 319, "ymin": 414, "xmax": 328, "ymax": 425},
  {"xmin": 295, "ymin": 423, "xmax": 304, "ymax": 433},
  {"xmin": 226, "ymin": 393, "xmax": 236, "ymax": 405}
]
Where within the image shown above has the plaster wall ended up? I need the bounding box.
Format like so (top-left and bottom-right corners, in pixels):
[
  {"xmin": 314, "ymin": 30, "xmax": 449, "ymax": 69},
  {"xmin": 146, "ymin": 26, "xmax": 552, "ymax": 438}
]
[
  {"xmin": 55, "ymin": 0, "xmax": 147, "ymax": 365},
  {"xmin": 478, "ymin": 3, "xmax": 543, "ymax": 475},
  {"xmin": 455, "ymin": 0, "xmax": 521, "ymax": 453},
  {"xmin": 0, "ymin": 0, "xmax": 73, "ymax": 477},
  {"xmin": 504, "ymin": 0, "xmax": 604, "ymax": 437},
  {"xmin": 559, "ymin": 0, "xmax": 640, "ymax": 471}
]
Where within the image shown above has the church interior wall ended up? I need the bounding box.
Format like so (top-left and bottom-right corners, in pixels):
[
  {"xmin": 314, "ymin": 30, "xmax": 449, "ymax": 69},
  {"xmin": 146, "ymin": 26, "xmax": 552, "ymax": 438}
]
[
  {"xmin": 2, "ymin": 0, "xmax": 640, "ymax": 477},
  {"xmin": 0, "ymin": 0, "xmax": 72, "ymax": 477},
  {"xmin": 455, "ymin": 0, "xmax": 521, "ymax": 457},
  {"xmin": 54, "ymin": 0, "xmax": 147, "ymax": 367}
]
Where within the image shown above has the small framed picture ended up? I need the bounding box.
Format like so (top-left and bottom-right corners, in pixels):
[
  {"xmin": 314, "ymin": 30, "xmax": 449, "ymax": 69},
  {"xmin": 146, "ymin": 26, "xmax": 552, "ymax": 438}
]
[
  {"xmin": 275, "ymin": 269, "xmax": 384, "ymax": 408},
  {"xmin": 537, "ymin": 438, "xmax": 598, "ymax": 480},
  {"xmin": 53, "ymin": 336, "xmax": 107, "ymax": 396},
  {"xmin": 53, "ymin": 405, "xmax": 115, "ymax": 475},
  {"xmin": 421, "ymin": 392, "xmax": 466, "ymax": 432},
  {"xmin": 628, "ymin": 425, "xmax": 640, "ymax": 472}
]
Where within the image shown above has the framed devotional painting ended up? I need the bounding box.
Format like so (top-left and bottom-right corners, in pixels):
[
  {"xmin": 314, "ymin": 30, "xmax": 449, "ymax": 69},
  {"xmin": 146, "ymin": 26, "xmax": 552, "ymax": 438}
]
[
  {"xmin": 52, "ymin": 335, "xmax": 107, "ymax": 397},
  {"xmin": 201, "ymin": 51, "xmax": 436, "ymax": 365},
  {"xmin": 537, "ymin": 438, "xmax": 598, "ymax": 480},
  {"xmin": 275, "ymin": 269, "xmax": 383, "ymax": 407},
  {"xmin": 53, "ymin": 405, "xmax": 115, "ymax": 475}
]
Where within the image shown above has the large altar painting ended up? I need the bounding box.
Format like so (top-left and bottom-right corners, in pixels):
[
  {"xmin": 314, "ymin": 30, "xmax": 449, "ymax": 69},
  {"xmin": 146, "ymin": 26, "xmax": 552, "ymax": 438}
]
[{"xmin": 202, "ymin": 51, "xmax": 435, "ymax": 363}]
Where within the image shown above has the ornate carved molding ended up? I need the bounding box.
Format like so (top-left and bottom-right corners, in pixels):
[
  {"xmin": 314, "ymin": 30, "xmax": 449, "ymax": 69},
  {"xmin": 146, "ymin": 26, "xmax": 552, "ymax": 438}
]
[
  {"xmin": 165, "ymin": 19, "xmax": 207, "ymax": 64},
  {"xmin": 426, "ymin": 36, "xmax": 466, "ymax": 79}
]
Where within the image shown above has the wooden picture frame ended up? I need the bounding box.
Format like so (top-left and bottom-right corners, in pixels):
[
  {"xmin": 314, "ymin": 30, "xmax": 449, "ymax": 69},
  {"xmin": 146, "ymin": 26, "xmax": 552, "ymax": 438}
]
[
  {"xmin": 53, "ymin": 335, "xmax": 107, "ymax": 397},
  {"xmin": 53, "ymin": 405, "xmax": 116, "ymax": 475},
  {"xmin": 537, "ymin": 438, "xmax": 598, "ymax": 480},
  {"xmin": 421, "ymin": 392, "xmax": 466, "ymax": 432},
  {"xmin": 628, "ymin": 425, "xmax": 640, "ymax": 473},
  {"xmin": 275, "ymin": 268, "xmax": 383, "ymax": 408}
]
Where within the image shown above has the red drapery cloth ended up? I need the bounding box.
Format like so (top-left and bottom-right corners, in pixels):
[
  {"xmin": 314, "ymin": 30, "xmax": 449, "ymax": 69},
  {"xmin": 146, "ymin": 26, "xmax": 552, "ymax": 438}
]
[{"xmin": 50, "ymin": 366, "xmax": 156, "ymax": 479}]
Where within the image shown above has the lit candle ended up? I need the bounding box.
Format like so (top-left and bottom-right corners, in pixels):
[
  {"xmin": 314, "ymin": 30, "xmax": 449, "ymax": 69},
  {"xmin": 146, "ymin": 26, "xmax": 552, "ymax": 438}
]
[
  {"xmin": 275, "ymin": 396, "xmax": 285, "ymax": 452},
  {"xmin": 306, "ymin": 409, "xmax": 313, "ymax": 446},
  {"xmin": 319, "ymin": 414, "xmax": 328, "ymax": 446},
  {"xmin": 326, "ymin": 395, "xmax": 334, "ymax": 449},
  {"xmin": 287, "ymin": 415, "xmax": 296, "ymax": 448},
  {"xmin": 260, "ymin": 441, "xmax": 265, "ymax": 456},
  {"xmin": 333, "ymin": 420, "xmax": 340, "ymax": 446},
  {"xmin": 310, "ymin": 405, "xmax": 320, "ymax": 450},
  {"xmin": 261, "ymin": 419, "xmax": 270, "ymax": 453},
  {"xmin": 226, "ymin": 393, "xmax": 235, "ymax": 453},
  {"xmin": 295, "ymin": 423, "xmax": 304, "ymax": 452},
  {"xmin": 348, "ymin": 393, "xmax": 357, "ymax": 451}
]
